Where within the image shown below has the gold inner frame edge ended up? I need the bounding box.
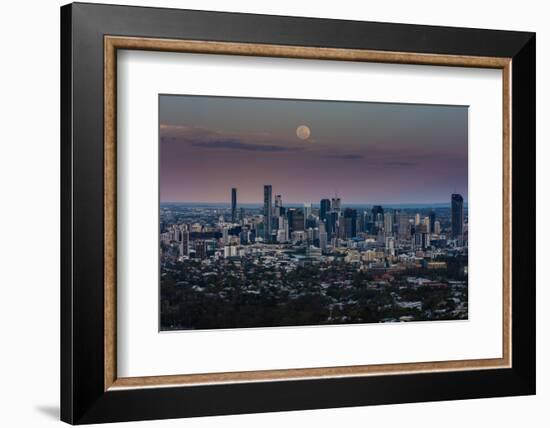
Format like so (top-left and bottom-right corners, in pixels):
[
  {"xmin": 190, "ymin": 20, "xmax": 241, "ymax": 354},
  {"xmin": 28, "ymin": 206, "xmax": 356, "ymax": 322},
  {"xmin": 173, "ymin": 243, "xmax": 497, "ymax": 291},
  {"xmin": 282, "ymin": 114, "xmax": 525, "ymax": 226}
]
[{"xmin": 104, "ymin": 35, "xmax": 512, "ymax": 391}]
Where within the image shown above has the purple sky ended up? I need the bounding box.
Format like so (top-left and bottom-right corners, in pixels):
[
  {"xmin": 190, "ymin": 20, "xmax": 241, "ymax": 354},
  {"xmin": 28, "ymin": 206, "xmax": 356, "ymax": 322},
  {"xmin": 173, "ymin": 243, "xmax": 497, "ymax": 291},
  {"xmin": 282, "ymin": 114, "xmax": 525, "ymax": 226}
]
[{"xmin": 160, "ymin": 95, "xmax": 468, "ymax": 205}]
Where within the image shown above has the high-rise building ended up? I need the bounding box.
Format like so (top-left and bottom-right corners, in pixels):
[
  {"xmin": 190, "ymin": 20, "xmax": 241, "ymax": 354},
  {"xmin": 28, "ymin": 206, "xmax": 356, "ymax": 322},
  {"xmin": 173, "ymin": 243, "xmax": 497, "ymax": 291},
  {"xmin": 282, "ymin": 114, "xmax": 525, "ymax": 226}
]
[
  {"xmin": 416, "ymin": 223, "xmax": 428, "ymax": 233},
  {"xmin": 231, "ymin": 188, "xmax": 237, "ymax": 223},
  {"xmin": 331, "ymin": 197, "xmax": 341, "ymax": 213},
  {"xmin": 263, "ymin": 185, "xmax": 272, "ymax": 242},
  {"xmin": 371, "ymin": 205, "xmax": 384, "ymax": 218},
  {"xmin": 276, "ymin": 216, "xmax": 289, "ymax": 242},
  {"xmin": 320, "ymin": 199, "xmax": 331, "ymax": 221},
  {"xmin": 305, "ymin": 217, "xmax": 317, "ymax": 229},
  {"xmin": 385, "ymin": 236, "xmax": 395, "ymax": 256},
  {"xmin": 326, "ymin": 211, "xmax": 339, "ymax": 239},
  {"xmin": 362, "ymin": 211, "xmax": 373, "ymax": 233},
  {"xmin": 239, "ymin": 229, "xmax": 250, "ymax": 244},
  {"xmin": 306, "ymin": 227, "xmax": 315, "ymax": 243},
  {"xmin": 179, "ymin": 229, "xmax": 189, "ymax": 257},
  {"xmin": 451, "ymin": 193, "xmax": 464, "ymax": 238},
  {"xmin": 371, "ymin": 205, "xmax": 384, "ymax": 233},
  {"xmin": 287, "ymin": 208, "xmax": 295, "ymax": 233},
  {"xmin": 423, "ymin": 216, "xmax": 431, "ymax": 233},
  {"xmin": 384, "ymin": 212, "xmax": 393, "ymax": 235},
  {"xmin": 194, "ymin": 240, "xmax": 207, "ymax": 259},
  {"xmin": 429, "ymin": 210, "xmax": 436, "ymax": 234},
  {"xmin": 415, "ymin": 213, "xmax": 421, "ymax": 226},
  {"xmin": 434, "ymin": 220, "xmax": 441, "ymax": 235},
  {"xmin": 291, "ymin": 208, "xmax": 305, "ymax": 232},
  {"xmin": 318, "ymin": 222, "xmax": 328, "ymax": 251},
  {"xmin": 304, "ymin": 202, "xmax": 312, "ymax": 219},
  {"xmin": 222, "ymin": 228, "xmax": 229, "ymax": 245},
  {"xmin": 398, "ymin": 212, "xmax": 410, "ymax": 238},
  {"xmin": 274, "ymin": 194, "xmax": 282, "ymax": 217},
  {"xmin": 414, "ymin": 232, "xmax": 430, "ymax": 250},
  {"xmin": 343, "ymin": 208, "xmax": 357, "ymax": 238}
]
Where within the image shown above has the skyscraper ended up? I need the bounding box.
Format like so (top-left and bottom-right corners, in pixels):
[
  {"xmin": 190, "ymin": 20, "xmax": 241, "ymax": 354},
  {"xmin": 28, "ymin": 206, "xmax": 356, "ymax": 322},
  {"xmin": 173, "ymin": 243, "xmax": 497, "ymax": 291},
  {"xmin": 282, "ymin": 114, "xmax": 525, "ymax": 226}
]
[
  {"xmin": 343, "ymin": 208, "xmax": 357, "ymax": 238},
  {"xmin": 331, "ymin": 197, "xmax": 341, "ymax": 213},
  {"xmin": 371, "ymin": 205, "xmax": 384, "ymax": 233},
  {"xmin": 231, "ymin": 188, "xmax": 237, "ymax": 223},
  {"xmin": 320, "ymin": 199, "xmax": 331, "ymax": 221},
  {"xmin": 423, "ymin": 216, "xmax": 431, "ymax": 233},
  {"xmin": 414, "ymin": 232, "xmax": 430, "ymax": 250},
  {"xmin": 263, "ymin": 185, "xmax": 272, "ymax": 242},
  {"xmin": 371, "ymin": 205, "xmax": 384, "ymax": 218},
  {"xmin": 291, "ymin": 208, "xmax": 305, "ymax": 232},
  {"xmin": 385, "ymin": 236, "xmax": 395, "ymax": 256},
  {"xmin": 451, "ymin": 193, "xmax": 464, "ymax": 238},
  {"xmin": 398, "ymin": 212, "xmax": 410, "ymax": 239},
  {"xmin": 277, "ymin": 216, "xmax": 289, "ymax": 242},
  {"xmin": 274, "ymin": 194, "xmax": 282, "ymax": 217},
  {"xmin": 429, "ymin": 210, "xmax": 436, "ymax": 234},
  {"xmin": 383, "ymin": 212, "xmax": 393, "ymax": 235},
  {"xmin": 303, "ymin": 202, "xmax": 312, "ymax": 219},
  {"xmin": 194, "ymin": 240, "xmax": 207, "ymax": 259},
  {"xmin": 318, "ymin": 222, "xmax": 328, "ymax": 252},
  {"xmin": 179, "ymin": 229, "xmax": 189, "ymax": 257}
]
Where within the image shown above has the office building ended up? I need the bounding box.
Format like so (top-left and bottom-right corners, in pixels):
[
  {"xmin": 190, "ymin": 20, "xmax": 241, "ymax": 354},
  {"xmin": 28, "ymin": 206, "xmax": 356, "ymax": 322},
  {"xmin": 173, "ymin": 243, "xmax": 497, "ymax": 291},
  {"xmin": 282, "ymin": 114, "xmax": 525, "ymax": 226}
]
[
  {"xmin": 385, "ymin": 236, "xmax": 395, "ymax": 256},
  {"xmin": 326, "ymin": 211, "xmax": 339, "ymax": 239},
  {"xmin": 179, "ymin": 229, "xmax": 189, "ymax": 257},
  {"xmin": 384, "ymin": 212, "xmax": 393, "ymax": 235},
  {"xmin": 263, "ymin": 185, "xmax": 272, "ymax": 241},
  {"xmin": 304, "ymin": 202, "xmax": 312, "ymax": 219},
  {"xmin": 231, "ymin": 188, "xmax": 237, "ymax": 223},
  {"xmin": 343, "ymin": 208, "xmax": 358, "ymax": 238},
  {"xmin": 320, "ymin": 199, "xmax": 331, "ymax": 221},
  {"xmin": 332, "ymin": 197, "xmax": 341, "ymax": 213},
  {"xmin": 274, "ymin": 194, "xmax": 282, "ymax": 217},
  {"xmin": 194, "ymin": 240, "xmax": 207, "ymax": 259},
  {"xmin": 423, "ymin": 216, "xmax": 431, "ymax": 233},
  {"xmin": 398, "ymin": 212, "xmax": 410, "ymax": 238},
  {"xmin": 429, "ymin": 210, "xmax": 436, "ymax": 233},
  {"xmin": 318, "ymin": 222, "xmax": 328, "ymax": 251},
  {"xmin": 291, "ymin": 208, "xmax": 305, "ymax": 232},
  {"xmin": 451, "ymin": 193, "xmax": 464, "ymax": 238}
]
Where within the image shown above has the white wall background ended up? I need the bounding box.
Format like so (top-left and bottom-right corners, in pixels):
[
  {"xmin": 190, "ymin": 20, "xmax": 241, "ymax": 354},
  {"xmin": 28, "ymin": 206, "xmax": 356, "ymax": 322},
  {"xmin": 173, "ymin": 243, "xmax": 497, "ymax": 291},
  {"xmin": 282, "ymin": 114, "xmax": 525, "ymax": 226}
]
[{"xmin": 0, "ymin": 0, "xmax": 546, "ymax": 426}]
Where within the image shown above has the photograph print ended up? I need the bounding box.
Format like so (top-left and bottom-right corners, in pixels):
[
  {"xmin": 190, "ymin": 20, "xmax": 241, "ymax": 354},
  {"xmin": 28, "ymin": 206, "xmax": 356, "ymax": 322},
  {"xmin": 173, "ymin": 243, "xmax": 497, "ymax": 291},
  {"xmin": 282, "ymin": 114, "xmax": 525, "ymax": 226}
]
[{"xmin": 159, "ymin": 95, "xmax": 468, "ymax": 331}]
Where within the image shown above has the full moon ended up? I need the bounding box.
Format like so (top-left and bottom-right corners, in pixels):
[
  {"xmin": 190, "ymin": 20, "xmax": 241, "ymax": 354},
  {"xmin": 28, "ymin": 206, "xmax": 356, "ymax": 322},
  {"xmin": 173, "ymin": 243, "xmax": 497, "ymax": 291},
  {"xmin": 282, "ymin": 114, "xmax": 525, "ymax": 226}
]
[{"xmin": 296, "ymin": 125, "xmax": 311, "ymax": 140}]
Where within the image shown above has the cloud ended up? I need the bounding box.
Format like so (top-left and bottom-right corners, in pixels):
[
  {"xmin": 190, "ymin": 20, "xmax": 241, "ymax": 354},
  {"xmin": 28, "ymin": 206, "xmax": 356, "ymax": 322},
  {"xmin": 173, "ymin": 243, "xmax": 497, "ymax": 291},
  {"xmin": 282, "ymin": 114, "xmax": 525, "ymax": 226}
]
[
  {"xmin": 384, "ymin": 161, "xmax": 416, "ymax": 167},
  {"xmin": 321, "ymin": 153, "xmax": 418, "ymax": 167},
  {"xmin": 160, "ymin": 124, "xmax": 304, "ymax": 153},
  {"xmin": 191, "ymin": 139, "xmax": 304, "ymax": 152},
  {"xmin": 326, "ymin": 154, "xmax": 364, "ymax": 160}
]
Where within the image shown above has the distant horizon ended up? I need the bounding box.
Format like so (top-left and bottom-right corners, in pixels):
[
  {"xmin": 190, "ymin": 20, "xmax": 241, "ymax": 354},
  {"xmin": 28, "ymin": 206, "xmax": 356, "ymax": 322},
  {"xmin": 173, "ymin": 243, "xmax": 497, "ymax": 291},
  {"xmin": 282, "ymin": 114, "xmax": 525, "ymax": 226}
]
[{"xmin": 160, "ymin": 200, "xmax": 468, "ymax": 207}]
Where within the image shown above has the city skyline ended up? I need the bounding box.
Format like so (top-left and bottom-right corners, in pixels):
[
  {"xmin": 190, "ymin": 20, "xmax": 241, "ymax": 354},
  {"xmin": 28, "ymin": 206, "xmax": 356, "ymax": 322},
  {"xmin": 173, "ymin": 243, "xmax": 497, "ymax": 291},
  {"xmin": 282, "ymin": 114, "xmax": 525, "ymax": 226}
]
[
  {"xmin": 160, "ymin": 187, "xmax": 468, "ymax": 330},
  {"xmin": 199, "ymin": 186, "xmax": 468, "ymax": 210},
  {"xmin": 161, "ymin": 190, "xmax": 469, "ymax": 206},
  {"xmin": 160, "ymin": 95, "xmax": 468, "ymax": 204}
]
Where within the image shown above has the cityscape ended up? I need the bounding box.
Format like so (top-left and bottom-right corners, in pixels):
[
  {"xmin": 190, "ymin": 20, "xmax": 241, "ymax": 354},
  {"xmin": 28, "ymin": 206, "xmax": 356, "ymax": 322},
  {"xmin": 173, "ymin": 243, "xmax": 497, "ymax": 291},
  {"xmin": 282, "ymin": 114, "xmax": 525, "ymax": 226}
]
[
  {"xmin": 160, "ymin": 189, "xmax": 468, "ymax": 330},
  {"xmin": 159, "ymin": 95, "xmax": 468, "ymax": 330}
]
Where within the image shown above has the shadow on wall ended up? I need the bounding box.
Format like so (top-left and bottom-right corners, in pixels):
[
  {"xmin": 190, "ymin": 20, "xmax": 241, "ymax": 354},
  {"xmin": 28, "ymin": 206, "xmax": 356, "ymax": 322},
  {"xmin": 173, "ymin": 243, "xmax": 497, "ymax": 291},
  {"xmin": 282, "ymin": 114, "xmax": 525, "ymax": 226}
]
[{"xmin": 35, "ymin": 405, "xmax": 59, "ymax": 420}]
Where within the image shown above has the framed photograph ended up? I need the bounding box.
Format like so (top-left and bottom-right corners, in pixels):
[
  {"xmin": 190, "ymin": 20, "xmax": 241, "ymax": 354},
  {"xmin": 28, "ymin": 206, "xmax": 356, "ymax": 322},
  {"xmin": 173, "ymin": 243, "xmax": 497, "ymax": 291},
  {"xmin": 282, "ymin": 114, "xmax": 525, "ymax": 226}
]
[{"xmin": 61, "ymin": 2, "xmax": 535, "ymax": 424}]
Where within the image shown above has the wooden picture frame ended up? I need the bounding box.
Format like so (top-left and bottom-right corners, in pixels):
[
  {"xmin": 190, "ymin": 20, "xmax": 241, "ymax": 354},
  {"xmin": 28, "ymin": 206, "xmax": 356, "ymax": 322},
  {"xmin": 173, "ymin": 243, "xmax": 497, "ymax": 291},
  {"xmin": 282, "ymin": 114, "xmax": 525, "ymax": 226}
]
[{"xmin": 61, "ymin": 2, "xmax": 535, "ymax": 424}]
